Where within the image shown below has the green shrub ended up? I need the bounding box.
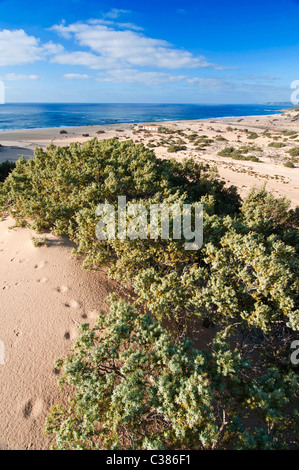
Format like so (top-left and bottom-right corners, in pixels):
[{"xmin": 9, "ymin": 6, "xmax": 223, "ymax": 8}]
[
  {"xmin": 239, "ymin": 145, "xmax": 263, "ymax": 153},
  {"xmin": 268, "ymin": 142, "xmax": 286, "ymax": 148},
  {"xmin": 167, "ymin": 144, "xmax": 187, "ymax": 153},
  {"xmin": 45, "ymin": 299, "xmax": 299, "ymax": 450},
  {"xmin": 282, "ymin": 131, "xmax": 298, "ymax": 137},
  {"xmin": 287, "ymin": 147, "xmax": 299, "ymax": 157},
  {"xmin": 218, "ymin": 147, "xmax": 260, "ymax": 162},
  {"xmin": 284, "ymin": 160, "xmax": 295, "ymax": 168},
  {"xmin": 246, "ymin": 132, "xmax": 259, "ymax": 140}
]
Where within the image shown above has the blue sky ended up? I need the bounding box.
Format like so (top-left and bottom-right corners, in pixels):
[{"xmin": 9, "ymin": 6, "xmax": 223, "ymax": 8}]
[{"xmin": 0, "ymin": 0, "xmax": 298, "ymax": 103}]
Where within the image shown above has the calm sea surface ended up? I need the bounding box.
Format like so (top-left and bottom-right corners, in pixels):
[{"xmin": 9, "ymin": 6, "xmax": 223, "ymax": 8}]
[{"xmin": 0, "ymin": 103, "xmax": 291, "ymax": 131}]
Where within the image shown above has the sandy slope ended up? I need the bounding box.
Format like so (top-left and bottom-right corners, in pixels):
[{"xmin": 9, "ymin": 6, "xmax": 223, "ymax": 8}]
[{"xmin": 0, "ymin": 216, "xmax": 120, "ymax": 450}]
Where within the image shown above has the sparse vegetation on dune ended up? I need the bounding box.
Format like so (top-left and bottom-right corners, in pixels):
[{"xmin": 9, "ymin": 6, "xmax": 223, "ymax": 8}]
[
  {"xmin": 284, "ymin": 160, "xmax": 295, "ymax": 168},
  {"xmin": 269, "ymin": 142, "xmax": 287, "ymax": 148},
  {"xmin": 218, "ymin": 146, "xmax": 260, "ymax": 162},
  {"xmin": 167, "ymin": 144, "xmax": 187, "ymax": 153},
  {"xmin": 287, "ymin": 147, "xmax": 299, "ymax": 157}
]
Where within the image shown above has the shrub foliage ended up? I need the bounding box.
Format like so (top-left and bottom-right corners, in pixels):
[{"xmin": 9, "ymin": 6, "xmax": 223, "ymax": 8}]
[{"xmin": 0, "ymin": 138, "xmax": 298, "ymax": 449}]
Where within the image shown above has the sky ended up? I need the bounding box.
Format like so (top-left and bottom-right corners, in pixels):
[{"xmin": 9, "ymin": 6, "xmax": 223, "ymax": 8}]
[{"xmin": 0, "ymin": 0, "xmax": 298, "ymax": 103}]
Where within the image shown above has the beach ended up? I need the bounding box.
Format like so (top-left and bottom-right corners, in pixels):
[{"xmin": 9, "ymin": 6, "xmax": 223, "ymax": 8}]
[{"xmin": 0, "ymin": 110, "xmax": 298, "ymax": 449}]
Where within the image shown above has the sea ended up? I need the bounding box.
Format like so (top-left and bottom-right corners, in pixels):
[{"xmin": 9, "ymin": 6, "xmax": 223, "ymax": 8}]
[{"xmin": 0, "ymin": 103, "xmax": 292, "ymax": 132}]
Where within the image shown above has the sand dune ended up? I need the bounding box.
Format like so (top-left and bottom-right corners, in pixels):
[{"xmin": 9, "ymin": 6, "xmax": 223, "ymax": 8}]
[{"xmin": 0, "ymin": 216, "xmax": 120, "ymax": 450}]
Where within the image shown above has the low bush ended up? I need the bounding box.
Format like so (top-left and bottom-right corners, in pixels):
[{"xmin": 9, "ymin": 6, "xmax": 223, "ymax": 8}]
[
  {"xmin": 167, "ymin": 144, "xmax": 187, "ymax": 153},
  {"xmin": 287, "ymin": 147, "xmax": 299, "ymax": 157},
  {"xmin": 218, "ymin": 147, "xmax": 260, "ymax": 162},
  {"xmin": 268, "ymin": 142, "xmax": 286, "ymax": 148}
]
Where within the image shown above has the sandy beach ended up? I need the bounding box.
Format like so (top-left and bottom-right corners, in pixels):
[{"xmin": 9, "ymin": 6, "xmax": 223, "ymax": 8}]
[
  {"xmin": 0, "ymin": 216, "xmax": 122, "ymax": 450},
  {"xmin": 0, "ymin": 110, "xmax": 298, "ymax": 449}
]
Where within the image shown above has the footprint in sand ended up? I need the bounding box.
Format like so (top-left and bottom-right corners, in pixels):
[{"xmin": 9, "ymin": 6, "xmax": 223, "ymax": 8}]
[
  {"xmin": 37, "ymin": 277, "xmax": 48, "ymax": 284},
  {"xmin": 31, "ymin": 398, "xmax": 44, "ymax": 418},
  {"xmin": 23, "ymin": 400, "xmax": 33, "ymax": 418},
  {"xmin": 64, "ymin": 300, "xmax": 80, "ymax": 309},
  {"xmin": 56, "ymin": 285, "xmax": 69, "ymax": 294},
  {"xmin": 34, "ymin": 261, "xmax": 46, "ymax": 270},
  {"xmin": 81, "ymin": 310, "xmax": 99, "ymax": 323},
  {"xmin": 64, "ymin": 328, "xmax": 79, "ymax": 341}
]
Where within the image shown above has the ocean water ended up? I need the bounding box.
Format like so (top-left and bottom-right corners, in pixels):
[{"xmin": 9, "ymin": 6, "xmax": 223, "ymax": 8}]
[{"xmin": 0, "ymin": 103, "xmax": 291, "ymax": 132}]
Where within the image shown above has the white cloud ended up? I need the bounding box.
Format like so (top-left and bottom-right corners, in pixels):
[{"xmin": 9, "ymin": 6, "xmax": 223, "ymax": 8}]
[
  {"xmin": 0, "ymin": 29, "xmax": 43, "ymax": 66},
  {"xmin": 1, "ymin": 73, "xmax": 40, "ymax": 80},
  {"xmin": 103, "ymin": 8, "xmax": 130, "ymax": 19},
  {"xmin": 97, "ymin": 69, "xmax": 186, "ymax": 85},
  {"xmin": 43, "ymin": 41, "xmax": 64, "ymax": 55},
  {"xmin": 50, "ymin": 21, "xmax": 214, "ymax": 70},
  {"xmin": 243, "ymin": 75, "xmax": 279, "ymax": 81},
  {"xmin": 96, "ymin": 68, "xmax": 228, "ymax": 89},
  {"xmin": 52, "ymin": 51, "xmax": 117, "ymax": 69},
  {"xmin": 87, "ymin": 18, "xmax": 144, "ymax": 31},
  {"xmin": 63, "ymin": 73, "xmax": 90, "ymax": 79},
  {"xmin": 0, "ymin": 29, "xmax": 63, "ymax": 66}
]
